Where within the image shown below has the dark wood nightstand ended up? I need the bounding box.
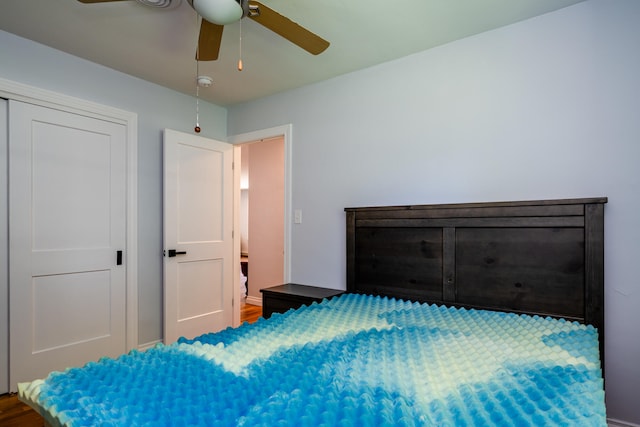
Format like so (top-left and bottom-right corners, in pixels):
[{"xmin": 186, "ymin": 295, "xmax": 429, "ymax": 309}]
[{"xmin": 260, "ymin": 283, "xmax": 344, "ymax": 319}]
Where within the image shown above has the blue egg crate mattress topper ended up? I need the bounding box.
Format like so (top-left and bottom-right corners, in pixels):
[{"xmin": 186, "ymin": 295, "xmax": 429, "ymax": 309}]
[{"xmin": 18, "ymin": 293, "xmax": 606, "ymax": 426}]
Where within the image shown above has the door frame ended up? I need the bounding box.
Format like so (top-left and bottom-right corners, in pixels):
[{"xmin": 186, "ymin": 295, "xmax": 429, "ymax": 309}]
[
  {"xmin": 0, "ymin": 77, "xmax": 139, "ymax": 352},
  {"xmin": 228, "ymin": 124, "xmax": 293, "ymax": 303},
  {"xmin": 0, "ymin": 99, "xmax": 7, "ymax": 393}
]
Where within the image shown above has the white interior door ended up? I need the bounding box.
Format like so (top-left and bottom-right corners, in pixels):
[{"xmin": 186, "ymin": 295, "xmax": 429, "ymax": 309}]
[
  {"xmin": 9, "ymin": 100, "xmax": 127, "ymax": 388},
  {"xmin": 163, "ymin": 129, "xmax": 234, "ymax": 344}
]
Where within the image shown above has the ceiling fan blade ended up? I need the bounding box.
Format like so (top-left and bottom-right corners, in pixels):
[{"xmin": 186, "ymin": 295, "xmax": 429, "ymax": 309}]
[
  {"xmin": 249, "ymin": 1, "xmax": 329, "ymax": 55},
  {"xmin": 77, "ymin": 0, "xmax": 130, "ymax": 3},
  {"xmin": 196, "ymin": 19, "xmax": 224, "ymax": 61}
]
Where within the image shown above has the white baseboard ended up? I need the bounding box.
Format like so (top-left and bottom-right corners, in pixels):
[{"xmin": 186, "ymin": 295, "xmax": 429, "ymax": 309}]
[
  {"xmin": 246, "ymin": 295, "xmax": 262, "ymax": 306},
  {"xmin": 608, "ymin": 418, "xmax": 640, "ymax": 427},
  {"xmin": 138, "ymin": 340, "xmax": 162, "ymax": 352}
]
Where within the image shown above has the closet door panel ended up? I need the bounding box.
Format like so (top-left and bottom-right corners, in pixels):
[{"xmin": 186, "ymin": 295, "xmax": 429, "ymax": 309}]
[{"xmin": 9, "ymin": 100, "xmax": 127, "ymax": 388}]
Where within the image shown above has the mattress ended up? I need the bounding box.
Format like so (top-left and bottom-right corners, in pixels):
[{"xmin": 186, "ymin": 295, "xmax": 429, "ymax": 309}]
[{"xmin": 18, "ymin": 293, "xmax": 606, "ymax": 426}]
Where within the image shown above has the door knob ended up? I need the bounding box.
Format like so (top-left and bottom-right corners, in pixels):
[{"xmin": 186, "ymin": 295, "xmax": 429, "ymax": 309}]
[{"xmin": 167, "ymin": 249, "xmax": 187, "ymax": 257}]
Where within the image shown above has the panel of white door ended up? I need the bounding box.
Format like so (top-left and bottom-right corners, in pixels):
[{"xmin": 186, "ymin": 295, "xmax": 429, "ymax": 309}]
[
  {"xmin": 9, "ymin": 100, "xmax": 127, "ymax": 388},
  {"xmin": 163, "ymin": 129, "xmax": 234, "ymax": 344}
]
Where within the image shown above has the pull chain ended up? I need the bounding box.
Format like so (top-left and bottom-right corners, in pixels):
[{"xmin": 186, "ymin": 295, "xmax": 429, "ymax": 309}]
[
  {"xmin": 195, "ymin": 38, "xmax": 201, "ymax": 133},
  {"xmin": 238, "ymin": 18, "xmax": 243, "ymax": 71},
  {"xmin": 194, "ymin": 13, "xmax": 202, "ymax": 133},
  {"xmin": 195, "ymin": 82, "xmax": 201, "ymax": 133},
  {"xmin": 193, "ymin": 24, "xmax": 200, "ymax": 133}
]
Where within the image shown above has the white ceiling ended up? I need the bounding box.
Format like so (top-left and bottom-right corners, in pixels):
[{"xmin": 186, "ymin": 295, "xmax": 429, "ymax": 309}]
[{"xmin": 0, "ymin": 0, "xmax": 585, "ymax": 106}]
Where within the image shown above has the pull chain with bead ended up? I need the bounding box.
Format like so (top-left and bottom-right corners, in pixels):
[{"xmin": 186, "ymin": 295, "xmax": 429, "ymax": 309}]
[{"xmin": 195, "ymin": 57, "xmax": 201, "ymax": 133}]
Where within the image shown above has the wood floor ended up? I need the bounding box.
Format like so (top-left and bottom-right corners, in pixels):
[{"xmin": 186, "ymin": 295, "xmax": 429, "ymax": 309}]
[
  {"xmin": 240, "ymin": 300, "xmax": 262, "ymax": 324},
  {"xmin": 0, "ymin": 393, "xmax": 45, "ymax": 427},
  {"xmin": 0, "ymin": 302, "xmax": 262, "ymax": 427}
]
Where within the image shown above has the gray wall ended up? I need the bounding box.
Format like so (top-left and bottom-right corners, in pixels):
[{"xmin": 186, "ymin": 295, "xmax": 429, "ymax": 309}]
[
  {"xmin": 228, "ymin": 0, "xmax": 640, "ymax": 424},
  {"xmin": 0, "ymin": 30, "xmax": 227, "ymax": 346}
]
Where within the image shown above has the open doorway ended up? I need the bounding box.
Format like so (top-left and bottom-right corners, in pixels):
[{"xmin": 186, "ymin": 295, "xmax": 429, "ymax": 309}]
[
  {"xmin": 231, "ymin": 125, "xmax": 292, "ymax": 308},
  {"xmin": 240, "ymin": 136, "xmax": 284, "ymax": 305}
]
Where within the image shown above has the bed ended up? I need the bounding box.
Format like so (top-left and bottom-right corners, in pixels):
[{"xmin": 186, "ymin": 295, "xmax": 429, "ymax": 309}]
[{"xmin": 19, "ymin": 197, "xmax": 607, "ymax": 426}]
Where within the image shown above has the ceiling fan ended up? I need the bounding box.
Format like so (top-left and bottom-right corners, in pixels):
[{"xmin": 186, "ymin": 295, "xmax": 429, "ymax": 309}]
[{"xmin": 77, "ymin": 0, "xmax": 330, "ymax": 61}]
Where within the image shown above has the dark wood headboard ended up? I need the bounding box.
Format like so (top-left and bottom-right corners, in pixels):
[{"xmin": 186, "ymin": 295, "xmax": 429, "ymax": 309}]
[{"xmin": 345, "ymin": 197, "xmax": 607, "ymax": 362}]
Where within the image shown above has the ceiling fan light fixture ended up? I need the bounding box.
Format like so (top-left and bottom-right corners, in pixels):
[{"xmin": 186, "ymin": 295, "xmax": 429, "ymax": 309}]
[{"xmin": 193, "ymin": 0, "xmax": 242, "ymax": 25}]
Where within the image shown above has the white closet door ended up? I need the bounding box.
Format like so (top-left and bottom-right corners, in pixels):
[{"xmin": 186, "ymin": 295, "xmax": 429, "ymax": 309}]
[{"xmin": 9, "ymin": 100, "xmax": 127, "ymax": 388}]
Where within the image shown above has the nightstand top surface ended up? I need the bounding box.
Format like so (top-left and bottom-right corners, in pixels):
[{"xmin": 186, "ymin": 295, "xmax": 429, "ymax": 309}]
[{"xmin": 260, "ymin": 283, "xmax": 344, "ymax": 299}]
